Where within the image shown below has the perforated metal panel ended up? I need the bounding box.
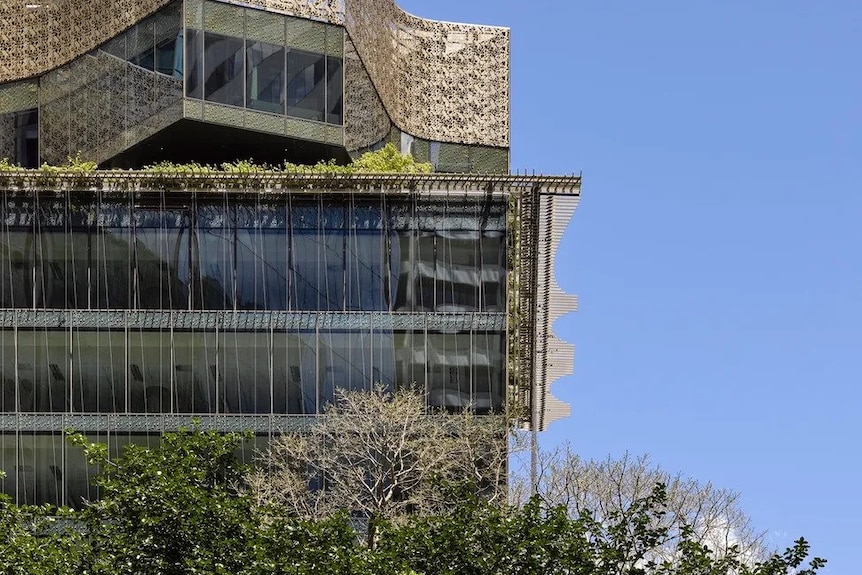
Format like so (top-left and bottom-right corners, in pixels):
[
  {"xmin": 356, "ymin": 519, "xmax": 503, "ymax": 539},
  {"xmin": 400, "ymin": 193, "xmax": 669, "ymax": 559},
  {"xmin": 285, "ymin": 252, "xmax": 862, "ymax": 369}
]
[
  {"xmin": 245, "ymin": 7, "xmax": 286, "ymax": 45},
  {"xmin": 0, "ymin": 82, "xmax": 37, "ymax": 114},
  {"xmin": 0, "ymin": 0, "xmax": 509, "ymax": 149}
]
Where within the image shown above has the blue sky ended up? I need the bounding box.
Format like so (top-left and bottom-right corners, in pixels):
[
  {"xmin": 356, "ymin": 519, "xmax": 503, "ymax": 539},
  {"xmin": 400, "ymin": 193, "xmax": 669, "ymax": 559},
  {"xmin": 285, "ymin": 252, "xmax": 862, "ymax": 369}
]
[{"xmin": 400, "ymin": 1, "xmax": 861, "ymax": 571}]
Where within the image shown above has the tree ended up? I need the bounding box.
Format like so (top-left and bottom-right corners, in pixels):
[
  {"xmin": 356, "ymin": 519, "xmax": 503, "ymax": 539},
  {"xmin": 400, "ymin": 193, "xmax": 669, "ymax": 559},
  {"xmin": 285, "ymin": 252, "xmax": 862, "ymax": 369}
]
[
  {"xmin": 1, "ymin": 430, "xmax": 826, "ymax": 575},
  {"xmin": 0, "ymin": 472, "xmax": 89, "ymax": 575},
  {"xmin": 380, "ymin": 483, "xmax": 825, "ymax": 575},
  {"xmin": 67, "ymin": 427, "xmax": 259, "ymax": 575},
  {"xmin": 511, "ymin": 446, "xmax": 770, "ymax": 566},
  {"xmin": 248, "ymin": 386, "xmax": 509, "ymax": 546}
]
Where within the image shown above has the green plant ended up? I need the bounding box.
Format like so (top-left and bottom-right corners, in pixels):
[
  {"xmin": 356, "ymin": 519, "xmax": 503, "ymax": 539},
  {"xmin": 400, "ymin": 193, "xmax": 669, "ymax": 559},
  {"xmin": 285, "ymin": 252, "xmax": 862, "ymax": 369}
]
[{"xmin": 349, "ymin": 143, "xmax": 432, "ymax": 173}]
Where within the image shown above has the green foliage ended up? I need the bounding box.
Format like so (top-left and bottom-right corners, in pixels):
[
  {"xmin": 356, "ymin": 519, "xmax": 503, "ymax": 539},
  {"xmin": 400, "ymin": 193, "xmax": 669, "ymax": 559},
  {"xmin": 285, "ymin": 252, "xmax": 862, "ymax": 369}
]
[
  {"xmin": 0, "ymin": 481, "xmax": 89, "ymax": 575},
  {"xmin": 0, "ymin": 431, "xmax": 826, "ymax": 575},
  {"xmin": 67, "ymin": 427, "xmax": 257, "ymax": 575},
  {"xmin": 0, "ymin": 143, "xmax": 431, "ymax": 178},
  {"xmin": 348, "ymin": 143, "xmax": 432, "ymax": 173},
  {"xmin": 381, "ymin": 485, "xmax": 826, "ymax": 575}
]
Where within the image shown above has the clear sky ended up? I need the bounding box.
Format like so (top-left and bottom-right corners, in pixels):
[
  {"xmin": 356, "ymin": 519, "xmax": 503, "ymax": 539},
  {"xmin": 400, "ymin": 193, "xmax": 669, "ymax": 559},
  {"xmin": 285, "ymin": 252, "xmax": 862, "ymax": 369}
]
[{"xmin": 400, "ymin": 0, "xmax": 860, "ymax": 571}]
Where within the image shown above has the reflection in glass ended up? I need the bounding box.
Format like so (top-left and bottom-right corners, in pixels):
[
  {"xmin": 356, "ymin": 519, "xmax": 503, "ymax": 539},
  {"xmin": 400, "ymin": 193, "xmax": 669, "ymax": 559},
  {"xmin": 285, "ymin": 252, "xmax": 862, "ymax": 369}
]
[
  {"xmin": 128, "ymin": 16, "xmax": 156, "ymax": 71},
  {"xmin": 204, "ymin": 33, "xmax": 245, "ymax": 107},
  {"xmin": 393, "ymin": 230, "xmax": 506, "ymax": 313},
  {"xmin": 94, "ymin": 228, "xmax": 133, "ymax": 309},
  {"xmin": 154, "ymin": 1, "xmax": 183, "ymax": 77},
  {"xmin": 11, "ymin": 110, "xmax": 38, "ymax": 168},
  {"xmin": 71, "ymin": 330, "xmax": 125, "ymax": 413},
  {"xmin": 287, "ymin": 49, "xmax": 326, "ymax": 122},
  {"xmin": 0, "ymin": 230, "xmax": 34, "ymax": 308},
  {"xmin": 182, "ymin": 12, "xmax": 343, "ymax": 125},
  {"xmin": 326, "ymin": 55, "xmax": 343, "ymax": 125},
  {"xmin": 186, "ymin": 28, "xmax": 204, "ymax": 99},
  {"xmin": 247, "ymin": 41, "xmax": 285, "ymax": 114},
  {"xmin": 135, "ymin": 225, "xmax": 191, "ymax": 310}
]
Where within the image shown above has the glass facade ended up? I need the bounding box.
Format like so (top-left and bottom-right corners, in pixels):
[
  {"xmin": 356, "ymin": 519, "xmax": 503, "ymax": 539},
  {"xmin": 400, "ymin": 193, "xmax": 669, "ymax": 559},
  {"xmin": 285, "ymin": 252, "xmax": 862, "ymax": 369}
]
[
  {"xmin": 0, "ymin": 193, "xmax": 505, "ymax": 313},
  {"xmin": 185, "ymin": 1, "xmax": 344, "ymax": 126},
  {"xmin": 0, "ymin": 187, "xmax": 508, "ymax": 505}
]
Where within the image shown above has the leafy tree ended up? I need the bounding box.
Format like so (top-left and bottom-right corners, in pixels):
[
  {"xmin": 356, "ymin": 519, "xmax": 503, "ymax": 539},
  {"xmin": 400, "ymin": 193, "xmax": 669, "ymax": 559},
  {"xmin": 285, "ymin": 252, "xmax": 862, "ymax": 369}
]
[
  {"xmin": 0, "ymin": 472, "xmax": 88, "ymax": 575},
  {"xmin": 67, "ymin": 428, "xmax": 258, "ymax": 575},
  {"xmin": 0, "ymin": 428, "xmax": 826, "ymax": 575},
  {"xmin": 382, "ymin": 483, "xmax": 825, "ymax": 575}
]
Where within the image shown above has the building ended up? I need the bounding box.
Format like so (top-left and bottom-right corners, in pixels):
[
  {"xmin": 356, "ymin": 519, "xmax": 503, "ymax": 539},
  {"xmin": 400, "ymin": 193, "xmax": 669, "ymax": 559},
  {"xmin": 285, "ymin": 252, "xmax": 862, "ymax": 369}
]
[{"xmin": 0, "ymin": 0, "xmax": 579, "ymax": 507}]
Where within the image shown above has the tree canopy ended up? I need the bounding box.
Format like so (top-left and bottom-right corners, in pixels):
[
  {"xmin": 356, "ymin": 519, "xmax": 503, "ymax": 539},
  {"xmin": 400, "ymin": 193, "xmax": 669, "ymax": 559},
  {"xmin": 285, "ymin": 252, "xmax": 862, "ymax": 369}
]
[{"xmin": 0, "ymin": 393, "xmax": 826, "ymax": 575}]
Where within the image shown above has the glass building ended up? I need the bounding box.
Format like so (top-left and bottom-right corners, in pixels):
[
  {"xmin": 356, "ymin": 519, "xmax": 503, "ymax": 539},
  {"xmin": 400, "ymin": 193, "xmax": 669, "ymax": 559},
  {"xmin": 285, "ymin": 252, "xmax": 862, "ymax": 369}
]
[{"xmin": 0, "ymin": 0, "xmax": 578, "ymax": 507}]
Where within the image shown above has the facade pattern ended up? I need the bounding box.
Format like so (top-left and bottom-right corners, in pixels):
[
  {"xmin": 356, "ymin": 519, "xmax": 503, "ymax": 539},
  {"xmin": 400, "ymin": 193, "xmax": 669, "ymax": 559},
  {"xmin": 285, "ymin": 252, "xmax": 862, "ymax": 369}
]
[
  {"xmin": 0, "ymin": 0, "xmax": 508, "ymax": 152},
  {"xmin": 0, "ymin": 0, "xmax": 575, "ymax": 513},
  {"xmin": 0, "ymin": 172, "xmax": 579, "ymax": 508}
]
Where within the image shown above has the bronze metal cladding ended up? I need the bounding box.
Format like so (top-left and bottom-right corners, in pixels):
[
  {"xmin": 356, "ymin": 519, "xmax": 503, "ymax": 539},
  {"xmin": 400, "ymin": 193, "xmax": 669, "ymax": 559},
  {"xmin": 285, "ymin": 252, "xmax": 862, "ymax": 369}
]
[{"xmin": 0, "ymin": 0, "xmax": 509, "ymax": 148}]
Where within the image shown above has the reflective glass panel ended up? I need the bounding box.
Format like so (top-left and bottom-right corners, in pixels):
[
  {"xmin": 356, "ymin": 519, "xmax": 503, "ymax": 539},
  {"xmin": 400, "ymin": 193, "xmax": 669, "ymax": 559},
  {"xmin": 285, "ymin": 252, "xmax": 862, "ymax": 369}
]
[
  {"xmin": 71, "ymin": 330, "xmax": 125, "ymax": 413},
  {"xmin": 204, "ymin": 33, "xmax": 245, "ymax": 106},
  {"xmin": 326, "ymin": 56, "xmax": 343, "ymax": 125},
  {"xmin": 194, "ymin": 203, "xmax": 235, "ymax": 310},
  {"xmin": 246, "ymin": 41, "xmax": 285, "ymax": 114},
  {"xmin": 12, "ymin": 330, "xmax": 69, "ymax": 412},
  {"xmin": 186, "ymin": 29, "xmax": 204, "ymax": 99},
  {"xmin": 287, "ymin": 49, "xmax": 325, "ymax": 122},
  {"xmin": 0, "ymin": 229, "xmax": 34, "ymax": 308},
  {"xmin": 272, "ymin": 331, "xmax": 316, "ymax": 414},
  {"xmin": 154, "ymin": 1, "xmax": 183, "ymax": 77},
  {"xmin": 128, "ymin": 16, "xmax": 156, "ymax": 71}
]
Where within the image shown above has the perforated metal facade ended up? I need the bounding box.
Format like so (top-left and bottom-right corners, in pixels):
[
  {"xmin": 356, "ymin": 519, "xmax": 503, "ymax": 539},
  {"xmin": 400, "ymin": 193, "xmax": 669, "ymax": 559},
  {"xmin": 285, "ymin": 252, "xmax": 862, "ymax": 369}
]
[{"xmin": 0, "ymin": 0, "xmax": 509, "ymax": 168}]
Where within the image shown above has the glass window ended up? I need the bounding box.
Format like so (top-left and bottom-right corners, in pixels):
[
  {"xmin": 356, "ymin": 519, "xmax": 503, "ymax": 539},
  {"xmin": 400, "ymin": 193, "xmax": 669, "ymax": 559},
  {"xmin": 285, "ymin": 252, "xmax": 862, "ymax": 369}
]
[
  {"xmin": 472, "ymin": 332, "xmax": 505, "ymax": 413},
  {"xmin": 36, "ymin": 229, "xmax": 86, "ymax": 309},
  {"xmin": 71, "ymin": 330, "xmax": 126, "ymax": 413},
  {"xmin": 236, "ymin": 227, "xmax": 289, "ymax": 310},
  {"xmin": 287, "ymin": 49, "xmax": 326, "ymax": 122},
  {"xmin": 246, "ymin": 41, "xmax": 285, "ymax": 114},
  {"xmin": 170, "ymin": 331, "xmax": 218, "ymax": 414},
  {"xmin": 185, "ymin": 29, "xmax": 204, "ymax": 99},
  {"xmin": 128, "ymin": 330, "xmax": 172, "ymax": 413},
  {"xmin": 194, "ymin": 204, "xmax": 235, "ymax": 310},
  {"xmin": 14, "ymin": 330, "xmax": 69, "ymax": 413},
  {"xmin": 135, "ymin": 224, "xmax": 191, "ymax": 310},
  {"xmin": 272, "ymin": 331, "xmax": 316, "ymax": 414},
  {"xmin": 204, "ymin": 33, "xmax": 245, "ymax": 107},
  {"xmin": 154, "ymin": 1, "xmax": 183, "ymax": 77},
  {"xmin": 93, "ymin": 228, "xmax": 133, "ymax": 309},
  {"xmin": 479, "ymin": 232, "xmax": 506, "ymax": 311},
  {"xmin": 315, "ymin": 331, "xmax": 372, "ymax": 407},
  {"xmin": 14, "ymin": 434, "xmax": 64, "ymax": 506},
  {"xmin": 134, "ymin": 206, "xmax": 191, "ymax": 310},
  {"xmin": 326, "ymin": 56, "xmax": 343, "ymax": 125},
  {"xmin": 219, "ymin": 330, "xmax": 272, "ymax": 414},
  {"xmin": 13, "ymin": 110, "xmax": 38, "ymax": 168},
  {"xmin": 0, "ymin": 229, "xmax": 34, "ymax": 308},
  {"xmin": 344, "ymin": 229, "xmax": 387, "ymax": 311},
  {"xmin": 128, "ymin": 17, "xmax": 156, "ymax": 71}
]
